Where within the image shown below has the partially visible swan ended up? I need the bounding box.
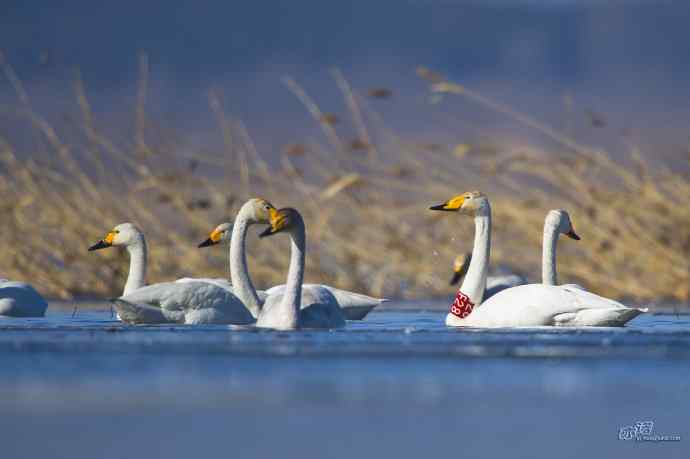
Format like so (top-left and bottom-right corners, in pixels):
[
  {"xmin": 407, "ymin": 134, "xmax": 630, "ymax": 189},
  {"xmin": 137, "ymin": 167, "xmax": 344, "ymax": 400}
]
[
  {"xmin": 541, "ymin": 209, "xmax": 582, "ymax": 287},
  {"xmin": 449, "ymin": 209, "xmax": 579, "ymax": 294},
  {"xmin": 198, "ymin": 212, "xmax": 386, "ymax": 320},
  {"xmin": 430, "ymin": 191, "xmax": 646, "ymax": 327},
  {"xmin": 254, "ymin": 207, "xmax": 346, "ymax": 330},
  {"xmin": 88, "ymin": 222, "xmax": 254, "ymax": 324},
  {"xmin": 449, "ymin": 253, "xmax": 526, "ymax": 299},
  {"xmin": 0, "ymin": 279, "xmax": 48, "ymax": 317}
]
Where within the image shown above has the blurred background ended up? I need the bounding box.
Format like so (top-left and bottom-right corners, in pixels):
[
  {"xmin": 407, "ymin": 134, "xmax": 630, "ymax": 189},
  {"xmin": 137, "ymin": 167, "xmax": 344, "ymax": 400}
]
[{"xmin": 1, "ymin": 0, "xmax": 688, "ymax": 303}]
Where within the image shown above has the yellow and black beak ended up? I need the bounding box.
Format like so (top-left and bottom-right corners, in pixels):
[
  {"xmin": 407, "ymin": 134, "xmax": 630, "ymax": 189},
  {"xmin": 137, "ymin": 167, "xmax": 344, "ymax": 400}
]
[
  {"xmin": 258, "ymin": 225, "xmax": 278, "ymax": 238},
  {"xmin": 565, "ymin": 229, "xmax": 581, "ymax": 241},
  {"xmin": 430, "ymin": 195, "xmax": 465, "ymax": 212},
  {"xmin": 88, "ymin": 232, "xmax": 115, "ymax": 251},
  {"xmin": 259, "ymin": 208, "xmax": 287, "ymax": 238},
  {"xmin": 198, "ymin": 229, "xmax": 223, "ymax": 248}
]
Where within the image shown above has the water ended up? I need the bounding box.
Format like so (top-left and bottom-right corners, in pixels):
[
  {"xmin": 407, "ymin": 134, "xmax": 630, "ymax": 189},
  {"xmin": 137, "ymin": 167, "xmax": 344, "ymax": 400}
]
[{"xmin": 1, "ymin": 304, "xmax": 689, "ymax": 458}]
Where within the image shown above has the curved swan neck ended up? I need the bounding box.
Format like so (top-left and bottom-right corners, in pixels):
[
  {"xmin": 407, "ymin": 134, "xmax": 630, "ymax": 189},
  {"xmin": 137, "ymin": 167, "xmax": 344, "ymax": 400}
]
[
  {"xmin": 542, "ymin": 222, "xmax": 559, "ymax": 285},
  {"xmin": 230, "ymin": 204, "xmax": 261, "ymax": 316},
  {"xmin": 279, "ymin": 221, "xmax": 305, "ymax": 329},
  {"xmin": 460, "ymin": 207, "xmax": 491, "ymax": 305},
  {"xmin": 123, "ymin": 237, "xmax": 147, "ymax": 296}
]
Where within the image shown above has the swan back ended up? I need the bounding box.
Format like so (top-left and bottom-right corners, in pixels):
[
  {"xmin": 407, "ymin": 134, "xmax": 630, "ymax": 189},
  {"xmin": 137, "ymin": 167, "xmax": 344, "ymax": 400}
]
[{"xmin": 0, "ymin": 281, "xmax": 48, "ymax": 317}]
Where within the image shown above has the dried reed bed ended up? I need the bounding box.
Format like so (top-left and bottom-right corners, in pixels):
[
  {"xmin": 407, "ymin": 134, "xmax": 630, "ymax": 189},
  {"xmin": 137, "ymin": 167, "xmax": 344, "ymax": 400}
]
[{"xmin": 0, "ymin": 59, "xmax": 688, "ymax": 304}]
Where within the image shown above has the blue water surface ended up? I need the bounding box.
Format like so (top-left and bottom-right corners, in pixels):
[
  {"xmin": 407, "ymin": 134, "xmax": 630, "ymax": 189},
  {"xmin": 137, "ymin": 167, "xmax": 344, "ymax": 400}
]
[{"xmin": 1, "ymin": 304, "xmax": 688, "ymax": 458}]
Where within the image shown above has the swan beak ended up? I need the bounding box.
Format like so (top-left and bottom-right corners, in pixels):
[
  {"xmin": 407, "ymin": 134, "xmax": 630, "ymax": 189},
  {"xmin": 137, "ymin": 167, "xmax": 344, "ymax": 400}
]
[
  {"xmin": 259, "ymin": 208, "xmax": 288, "ymax": 238},
  {"xmin": 450, "ymin": 253, "xmax": 471, "ymax": 285},
  {"xmin": 198, "ymin": 229, "xmax": 222, "ymax": 248},
  {"xmin": 258, "ymin": 225, "xmax": 277, "ymax": 238},
  {"xmin": 566, "ymin": 230, "xmax": 581, "ymax": 240},
  {"xmin": 449, "ymin": 271, "xmax": 462, "ymax": 286},
  {"xmin": 430, "ymin": 195, "xmax": 465, "ymax": 211},
  {"xmin": 198, "ymin": 238, "xmax": 215, "ymax": 248},
  {"xmin": 88, "ymin": 240, "xmax": 110, "ymax": 251},
  {"xmin": 88, "ymin": 231, "xmax": 115, "ymax": 251}
]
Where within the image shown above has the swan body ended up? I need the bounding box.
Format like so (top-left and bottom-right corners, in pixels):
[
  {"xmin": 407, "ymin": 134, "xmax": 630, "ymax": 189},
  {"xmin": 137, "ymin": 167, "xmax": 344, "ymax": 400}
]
[
  {"xmin": 430, "ymin": 191, "xmax": 646, "ymax": 328},
  {"xmin": 255, "ymin": 207, "xmax": 346, "ymax": 330},
  {"xmin": 113, "ymin": 281, "xmax": 255, "ymax": 325},
  {"xmin": 0, "ymin": 280, "xmax": 48, "ymax": 317},
  {"xmin": 199, "ymin": 213, "xmax": 385, "ymax": 320}
]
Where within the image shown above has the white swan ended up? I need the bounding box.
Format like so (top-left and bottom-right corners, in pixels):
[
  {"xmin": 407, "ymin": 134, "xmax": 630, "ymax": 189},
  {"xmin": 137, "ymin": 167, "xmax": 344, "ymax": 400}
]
[
  {"xmin": 197, "ymin": 204, "xmax": 386, "ymax": 320},
  {"xmin": 88, "ymin": 223, "xmax": 254, "ymax": 324},
  {"xmin": 254, "ymin": 207, "xmax": 346, "ymax": 330},
  {"xmin": 449, "ymin": 253, "xmax": 526, "ymax": 298},
  {"xmin": 430, "ymin": 191, "xmax": 646, "ymax": 327},
  {"xmin": 0, "ymin": 279, "xmax": 48, "ymax": 317}
]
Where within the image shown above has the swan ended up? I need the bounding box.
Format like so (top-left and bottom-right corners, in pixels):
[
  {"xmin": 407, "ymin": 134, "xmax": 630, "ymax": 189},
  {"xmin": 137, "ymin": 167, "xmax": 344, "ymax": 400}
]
[
  {"xmin": 0, "ymin": 279, "xmax": 48, "ymax": 317},
  {"xmin": 430, "ymin": 191, "xmax": 647, "ymax": 327},
  {"xmin": 88, "ymin": 222, "xmax": 254, "ymax": 324},
  {"xmin": 197, "ymin": 206, "xmax": 387, "ymax": 320},
  {"xmin": 449, "ymin": 253, "xmax": 526, "ymax": 298},
  {"xmin": 254, "ymin": 207, "xmax": 346, "ymax": 330}
]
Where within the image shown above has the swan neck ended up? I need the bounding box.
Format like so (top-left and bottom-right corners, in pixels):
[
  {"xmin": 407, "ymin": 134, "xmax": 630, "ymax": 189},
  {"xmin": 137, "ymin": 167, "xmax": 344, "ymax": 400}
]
[
  {"xmin": 460, "ymin": 209, "xmax": 491, "ymax": 305},
  {"xmin": 280, "ymin": 222, "xmax": 305, "ymax": 329},
  {"xmin": 542, "ymin": 223, "xmax": 559, "ymax": 285},
  {"xmin": 230, "ymin": 208, "xmax": 261, "ymax": 317},
  {"xmin": 123, "ymin": 238, "xmax": 147, "ymax": 296}
]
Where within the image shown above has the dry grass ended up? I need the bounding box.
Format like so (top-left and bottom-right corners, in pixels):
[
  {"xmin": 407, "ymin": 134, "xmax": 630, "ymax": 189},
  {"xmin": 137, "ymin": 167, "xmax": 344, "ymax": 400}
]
[{"xmin": 0, "ymin": 59, "xmax": 688, "ymax": 304}]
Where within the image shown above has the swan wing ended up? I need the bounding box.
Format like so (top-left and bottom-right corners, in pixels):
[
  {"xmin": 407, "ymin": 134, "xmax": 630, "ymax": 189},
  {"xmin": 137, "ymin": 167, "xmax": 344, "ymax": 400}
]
[
  {"xmin": 0, "ymin": 281, "xmax": 48, "ymax": 317},
  {"xmin": 118, "ymin": 281, "xmax": 254, "ymax": 325},
  {"xmin": 298, "ymin": 288, "xmax": 346, "ymax": 329},
  {"xmin": 175, "ymin": 277, "xmax": 233, "ymax": 291},
  {"xmin": 455, "ymin": 284, "xmax": 645, "ymax": 327}
]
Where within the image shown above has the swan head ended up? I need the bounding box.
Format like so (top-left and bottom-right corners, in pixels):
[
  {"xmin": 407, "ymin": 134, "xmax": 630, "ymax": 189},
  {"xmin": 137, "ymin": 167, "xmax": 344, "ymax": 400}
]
[
  {"xmin": 546, "ymin": 209, "xmax": 580, "ymax": 240},
  {"xmin": 449, "ymin": 253, "xmax": 472, "ymax": 286},
  {"xmin": 88, "ymin": 222, "xmax": 143, "ymax": 251},
  {"xmin": 258, "ymin": 208, "xmax": 302, "ymax": 238},
  {"xmin": 429, "ymin": 191, "xmax": 489, "ymax": 216},
  {"xmin": 198, "ymin": 222, "xmax": 233, "ymax": 248},
  {"xmin": 241, "ymin": 198, "xmax": 277, "ymax": 223}
]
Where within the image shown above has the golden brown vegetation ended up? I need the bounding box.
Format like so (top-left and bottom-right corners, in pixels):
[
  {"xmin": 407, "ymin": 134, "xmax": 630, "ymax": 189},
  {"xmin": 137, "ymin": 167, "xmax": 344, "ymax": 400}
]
[{"xmin": 0, "ymin": 59, "xmax": 688, "ymax": 304}]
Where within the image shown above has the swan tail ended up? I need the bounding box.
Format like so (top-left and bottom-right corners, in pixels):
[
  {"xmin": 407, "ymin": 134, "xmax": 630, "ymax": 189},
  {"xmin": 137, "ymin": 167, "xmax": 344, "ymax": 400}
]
[
  {"xmin": 554, "ymin": 307, "xmax": 647, "ymax": 327},
  {"xmin": 110, "ymin": 298, "xmax": 178, "ymax": 324},
  {"xmin": 340, "ymin": 298, "xmax": 388, "ymax": 320},
  {"xmin": 326, "ymin": 287, "xmax": 388, "ymax": 320}
]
